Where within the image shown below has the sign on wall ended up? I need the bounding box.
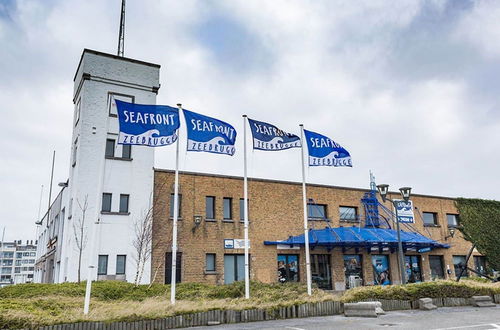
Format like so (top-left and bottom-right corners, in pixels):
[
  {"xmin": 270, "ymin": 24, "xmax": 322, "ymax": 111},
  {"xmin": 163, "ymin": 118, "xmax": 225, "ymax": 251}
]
[
  {"xmin": 224, "ymin": 239, "xmax": 250, "ymax": 249},
  {"xmin": 394, "ymin": 199, "xmax": 415, "ymax": 223}
]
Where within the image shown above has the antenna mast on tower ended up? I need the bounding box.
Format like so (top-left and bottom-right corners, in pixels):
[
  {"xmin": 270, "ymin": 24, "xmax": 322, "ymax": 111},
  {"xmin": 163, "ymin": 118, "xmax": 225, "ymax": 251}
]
[{"xmin": 117, "ymin": 0, "xmax": 126, "ymax": 57}]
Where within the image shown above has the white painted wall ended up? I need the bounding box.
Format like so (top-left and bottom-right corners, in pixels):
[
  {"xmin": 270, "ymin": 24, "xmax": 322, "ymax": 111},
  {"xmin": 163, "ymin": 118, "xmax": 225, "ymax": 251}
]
[{"xmin": 55, "ymin": 50, "xmax": 159, "ymax": 284}]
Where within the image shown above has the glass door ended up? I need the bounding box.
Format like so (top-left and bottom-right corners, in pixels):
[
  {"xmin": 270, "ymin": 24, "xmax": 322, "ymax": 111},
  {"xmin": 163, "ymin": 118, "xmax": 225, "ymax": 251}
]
[
  {"xmin": 344, "ymin": 255, "xmax": 363, "ymax": 289},
  {"xmin": 310, "ymin": 254, "xmax": 332, "ymax": 290}
]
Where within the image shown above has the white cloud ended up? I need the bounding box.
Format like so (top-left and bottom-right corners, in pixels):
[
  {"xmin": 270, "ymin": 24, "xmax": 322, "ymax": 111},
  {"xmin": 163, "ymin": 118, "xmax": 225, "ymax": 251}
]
[{"xmin": 0, "ymin": 0, "xmax": 499, "ymax": 240}]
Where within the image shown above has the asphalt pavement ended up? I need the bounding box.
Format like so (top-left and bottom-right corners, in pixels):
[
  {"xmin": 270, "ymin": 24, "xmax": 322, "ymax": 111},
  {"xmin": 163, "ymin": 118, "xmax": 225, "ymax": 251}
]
[{"xmin": 193, "ymin": 305, "xmax": 500, "ymax": 330}]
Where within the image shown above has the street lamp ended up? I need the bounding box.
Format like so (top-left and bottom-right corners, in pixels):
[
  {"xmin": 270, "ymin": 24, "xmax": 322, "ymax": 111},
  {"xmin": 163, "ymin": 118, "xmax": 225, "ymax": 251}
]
[{"xmin": 377, "ymin": 184, "xmax": 412, "ymax": 285}]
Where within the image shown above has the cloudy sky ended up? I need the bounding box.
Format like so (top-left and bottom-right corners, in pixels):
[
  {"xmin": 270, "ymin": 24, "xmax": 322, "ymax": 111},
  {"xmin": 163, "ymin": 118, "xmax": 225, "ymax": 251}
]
[{"xmin": 1, "ymin": 0, "xmax": 499, "ymax": 241}]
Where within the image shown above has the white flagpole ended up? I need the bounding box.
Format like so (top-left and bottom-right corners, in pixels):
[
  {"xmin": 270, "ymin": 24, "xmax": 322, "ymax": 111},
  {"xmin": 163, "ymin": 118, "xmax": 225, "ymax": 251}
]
[
  {"xmin": 84, "ymin": 109, "xmax": 109, "ymax": 314},
  {"xmin": 242, "ymin": 115, "xmax": 250, "ymax": 299},
  {"xmin": 299, "ymin": 124, "xmax": 312, "ymax": 296},
  {"xmin": 170, "ymin": 104, "xmax": 182, "ymax": 305}
]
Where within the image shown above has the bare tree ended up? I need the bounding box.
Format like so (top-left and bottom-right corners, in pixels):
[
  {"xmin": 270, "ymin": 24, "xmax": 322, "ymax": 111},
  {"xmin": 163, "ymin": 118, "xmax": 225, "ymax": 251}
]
[
  {"xmin": 73, "ymin": 195, "xmax": 89, "ymax": 283},
  {"xmin": 132, "ymin": 182, "xmax": 167, "ymax": 286}
]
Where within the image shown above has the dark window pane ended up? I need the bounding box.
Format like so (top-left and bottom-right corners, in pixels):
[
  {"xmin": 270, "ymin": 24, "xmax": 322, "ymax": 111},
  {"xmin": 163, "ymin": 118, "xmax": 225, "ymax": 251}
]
[
  {"xmin": 122, "ymin": 145, "xmax": 131, "ymax": 159},
  {"xmin": 307, "ymin": 204, "xmax": 327, "ymax": 219},
  {"xmin": 453, "ymin": 255, "xmax": 468, "ymax": 277},
  {"xmin": 205, "ymin": 254, "xmax": 216, "ymax": 272},
  {"xmin": 169, "ymin": 194, "xmax": 182, "ymax": 218},
  {"xmin": 206, "ymin": 196, "xmax": 215, "ymax": 219},
  {"xmin": 165, "ymin": 252, "xmax": 182, "ymax": 284},
  {"xmin": 340, "ymin": 206, "xmax": 358, "ymax": 221},
  {"xmin": 429, "ymin": 256, "xmax": 444, "ymax": 279},
  {"xmin": 98, "ymin": 255, "xmax": 108, "ymax": 275},
  {"xmin": 277, "ymin": 254, "xmax": 299, "ymax": 283},
  {"xmin": 223, "ymin": 198, "xmax": 232, "ymax": 219},
  {"xmin": 423, "ymin": 212, "xmax": 437, "ymax": 225},
  {"xmin": 447, "ymin": 214, "xmax": 459, "ymax": 227},
  {"xmin": 119, "ymin": 194, "xmax": 129, "ymax": 213},
  {"xmin": 102, "ymin": 193, "xmax": 112, "ymax": 212},
  {"xmin": 239, "ymin": 199, "xmax": 249, "ymax": 221},
  {"xmin": 105, "ymin": 139, "xmax": 115, "ymax": 157},
  {"xmin": 116, "ymin": 255, "xmax": 126, "ymax": 275}
]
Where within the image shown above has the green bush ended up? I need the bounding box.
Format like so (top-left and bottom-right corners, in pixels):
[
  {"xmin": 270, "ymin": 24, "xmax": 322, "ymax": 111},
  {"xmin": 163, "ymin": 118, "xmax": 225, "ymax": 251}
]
[
  {"xmin": 0, "ymin": 280, "xmax": 312, "ymax": 302},
  {"xmin": 341, "ymin": 280, "xmax": 500, "ymax": 302}
]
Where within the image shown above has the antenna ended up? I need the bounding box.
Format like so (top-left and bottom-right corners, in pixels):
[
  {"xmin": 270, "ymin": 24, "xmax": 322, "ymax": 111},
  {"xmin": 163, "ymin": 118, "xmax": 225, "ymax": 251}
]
[
  {"xmin": 369, "ymin": 170, "xmax": 377, "ymax": 192},
  {"xmin": 117, "ymin": 0, "xmax": 126, "ymax": 57}
]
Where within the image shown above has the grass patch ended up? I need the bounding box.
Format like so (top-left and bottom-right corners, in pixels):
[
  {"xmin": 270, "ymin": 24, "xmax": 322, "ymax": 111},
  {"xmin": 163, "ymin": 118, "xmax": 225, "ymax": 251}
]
[
  {"xmin": 1, "ymin": 280, "xmax": 498, "ymax": 329},
  {"xmin": 341, "ymin": 280, "xmax": 500, "ymax": 302}
]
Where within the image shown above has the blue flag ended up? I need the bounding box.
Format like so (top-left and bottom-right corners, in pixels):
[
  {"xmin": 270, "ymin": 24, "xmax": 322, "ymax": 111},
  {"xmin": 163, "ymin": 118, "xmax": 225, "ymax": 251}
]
[
  {"xmin": 183, "ymin": 109, "xmax": 237, "ymax": 156},
  {"xmin": 303, "ymin": 129, "xmax": 352, "ymax": 167},
  {"xmin": 116, "ymin": 100, "xmax": 180, "ymax": 147},
  {"xmin": 248, "ymin": 118, "xmax": 301, "ymax": 151}
]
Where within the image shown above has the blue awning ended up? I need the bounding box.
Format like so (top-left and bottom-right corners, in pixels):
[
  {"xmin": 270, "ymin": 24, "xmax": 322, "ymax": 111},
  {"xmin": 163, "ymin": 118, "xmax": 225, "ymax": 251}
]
[{"xmin": 264, "ymin": 227, "xmax": 449, "ymax": 251}]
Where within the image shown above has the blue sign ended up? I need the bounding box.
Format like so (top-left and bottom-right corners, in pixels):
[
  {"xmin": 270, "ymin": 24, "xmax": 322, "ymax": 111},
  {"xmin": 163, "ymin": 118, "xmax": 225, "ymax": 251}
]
[
  {"xmin": 183, "ymin": 109, "xmax": 237, "ymax": 156},
  {"xmin": 115, "ymin": 100, "xmax": 180, "ymax": 147},
  {"xmin": 248, "ymin": 118, "xmax": 301, "ymax": 151},
  {"xmin": 303, "ymin": 129, "xmax": 352, "ymax": 167},
  {"xmin": 394, "ymin": 199, "xmax": 415, "ymax": 223},
  {"xmin": 418, "ymin": 247, "xmax": 431, "ymax": 253}
]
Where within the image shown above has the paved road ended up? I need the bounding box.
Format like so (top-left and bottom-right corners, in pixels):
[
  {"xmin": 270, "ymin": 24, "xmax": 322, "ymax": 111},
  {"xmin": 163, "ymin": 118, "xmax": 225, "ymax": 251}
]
[{"xmin": 194, "ymin": 306, "xmax": 500, "ymax": 330}]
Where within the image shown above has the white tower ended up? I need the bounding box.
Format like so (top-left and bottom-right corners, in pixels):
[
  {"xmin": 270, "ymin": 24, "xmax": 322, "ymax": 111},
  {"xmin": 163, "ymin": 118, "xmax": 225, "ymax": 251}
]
[{"xmin": 60, "ymin": 49, "xmax": 160, "ymax": 284}]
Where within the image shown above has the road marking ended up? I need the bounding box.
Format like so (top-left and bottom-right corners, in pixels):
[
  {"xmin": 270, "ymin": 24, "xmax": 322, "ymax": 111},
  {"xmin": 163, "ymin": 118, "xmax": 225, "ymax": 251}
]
[
  {"xmin": 434, "ymin": 324, "xmax": 500, "ymax": 330},
  {"xmin": 284, "ymin": 327, "xmax": 306, "ymax": 330}
]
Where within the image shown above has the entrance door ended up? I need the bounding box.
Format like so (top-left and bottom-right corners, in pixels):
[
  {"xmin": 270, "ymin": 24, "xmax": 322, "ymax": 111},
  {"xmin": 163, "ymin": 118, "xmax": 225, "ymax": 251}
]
[
  {"xmin": 405, "ymin": 255, "xmax": 422, "ymax": 283},
  {"xmin": 344, "ymin": 255, "xmax": 363, "ymax": 289},
  {"xmin": 310, "ymin": 254, "xmax": 332, "ymax": 290},
  {"xmin": 224, "ymin": 254, "xmax": 245, "ymax": 284}
]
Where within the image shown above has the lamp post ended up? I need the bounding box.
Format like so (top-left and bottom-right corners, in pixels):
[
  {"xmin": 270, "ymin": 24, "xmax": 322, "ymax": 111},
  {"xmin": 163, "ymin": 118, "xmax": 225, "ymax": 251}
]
[{"xmin": 377, "ymin": 184, "xmax": 412, "ymax": 285}]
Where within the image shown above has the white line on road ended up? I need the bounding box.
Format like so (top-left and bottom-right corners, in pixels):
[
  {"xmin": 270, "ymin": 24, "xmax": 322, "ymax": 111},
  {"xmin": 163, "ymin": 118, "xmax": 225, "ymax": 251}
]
[
  {"xmin": 434, "ymin": 324, "xmax": 500, "ymax": 330},
  {"xmin": 284, "ymin": 327, "xmax": 306, "ymax": 330}
]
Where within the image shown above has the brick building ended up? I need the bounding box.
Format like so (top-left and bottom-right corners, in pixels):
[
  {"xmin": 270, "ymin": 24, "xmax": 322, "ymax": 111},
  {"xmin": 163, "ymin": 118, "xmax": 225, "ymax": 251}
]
[{"xmin": 151, "ymin": 170, "xmax": 487, "ymax": 290}]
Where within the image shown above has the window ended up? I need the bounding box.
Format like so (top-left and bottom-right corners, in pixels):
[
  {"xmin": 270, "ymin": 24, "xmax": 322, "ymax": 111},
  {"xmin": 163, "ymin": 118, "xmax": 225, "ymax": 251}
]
[
  {"xmin": 404, "ymin": 255, "xmax": 422, "ymax": 283},
  {"xmin": 119, "ymin": 194, "xmax": 129, "ymax": 213},
  {"xmin": 277, "ymin": 255, "xmax": 299, "ymax": 283},
  {"xmin": 447, "ymin": 214, "xmax": 459, "ymax": 227},
  {"xmin": 98, "ymin": 255, "xmax": 108, "ymax": 275},
  {"xmin": 122, "ymin": 145, "xmax": 132, "ymax": 159},
  {"xmin": 239, "ymin": 198, "xmax": 249, "ymax": 222},
  {"xmin": 16, "ymin": 252, "xmax": 22, "ymax": 259},
  {"xmin": 206, "ymin": 196, "xmax": 215, "ymax": 220},
  {"xmin": 429, "ymin": 256, "xmax": 445, "ymax": 280},
  {"xmin": 102, "ymin": 193, "xmax": 112, "ymax": 212},
  {"xmin": 14, "ymin": 267, "xmax": 21, "ymax": 274},
  {"xmin": 307, "ymin": 203, "xmax": 327, "ymax": 220},
  {"xmin": 165, "ymin": 252, "xmax": 182, "ymax": 284},
  {"xmin": 474, "ymin": 256, "xmax": 487, "ymax": 275},
  {"xmin": 224, "ymin": 254, "xmax": 246, "ymax": 284},
  {"xmin": 453, "ymin": 255, "xmax": 468, "ymax": 277},
  {"xmin": 15, "ymin": 260, "xmax": 21, "ymax": 266},
  {"xmin": 339, "ymin": 206, "xmax": 358, "ymax": 222},
  {"xmin": 169, "ymin": 194, "xmax": 182, "ymax": 218},
  {"xmin": 72, "ymin": 139, "xmax": 78, "ymax": 166},
  {"xmin": 109, "ymin": 93, "xmax": 134, "ymax": 117},
  {"xmin": 74, "ymin": 98, "xmax": 81, "ymax": 126},
  {"xmin": 116, "ymin": 255, "xmax": 126, "ymax": 275},
  {"xmin": 205, "ymin": 253, "xmax": 216, "ymax": 272},
  {"xmin": 223, "ymin": 198, "xmax": 232, "ymax": 220},
  {"xmin": 423, "ymin": 212, "xmax": 438, "ymax": 226},
  {"xmin": 372, "ymin": 255, "xmax": 391, "ymax": 285},
  {"xmin": 105, "ymin": 139, "xmax": 115, "ymax": 158}
]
